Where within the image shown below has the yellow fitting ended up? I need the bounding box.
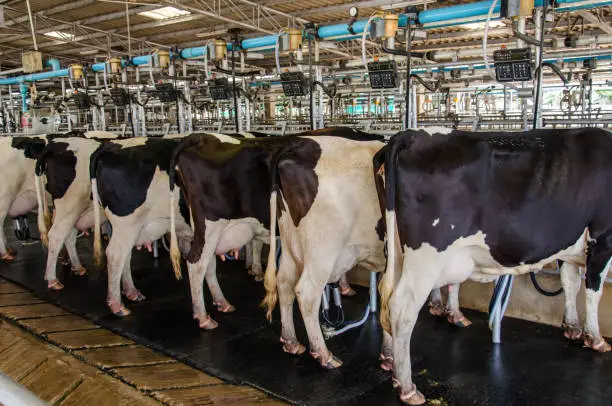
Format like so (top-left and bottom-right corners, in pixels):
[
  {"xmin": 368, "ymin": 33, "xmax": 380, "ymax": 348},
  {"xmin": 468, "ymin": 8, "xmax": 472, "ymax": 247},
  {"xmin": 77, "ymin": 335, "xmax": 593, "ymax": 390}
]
[
  {"xmin": 108, "ymin": 58, "xmax": 122, "ymax": 74},
  {"xmin": 214, "ymin": 39, "xmax": 227, "ymax": 60},
  {"xmin": 157, "ymin": 50, "xmax": 170, "ymax": 69},
  {"xmin": 383, "ymin": 13, "xmax": 399, "ymax": 39},
  {"xmin": 70, "ymin": 64, "xmax": 84, "ymax": 81},
  {"xmin": 285, "ymin": 28, "xmax": 303, "ymax": 51}
]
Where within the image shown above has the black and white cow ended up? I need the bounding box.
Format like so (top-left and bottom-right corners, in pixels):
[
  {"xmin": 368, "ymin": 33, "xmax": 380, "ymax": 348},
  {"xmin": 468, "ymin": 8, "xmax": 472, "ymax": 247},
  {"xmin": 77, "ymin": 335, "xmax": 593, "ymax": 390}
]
[
  {"xmin": 0, "ymin": 136, "xmax": 47, "ymax": 261},
  {"xmin": 90, "ymin": 133, "xmax": 266, "ymax": 317},
  {"xmin": 169, "ymin": 127, "xmax": 364, "ymax": 329},
  {"xmin": 90, "ymin": 135, "xmax": 195, "ymax": 316},
  {"xmin": 0, "ymin": 131, "xmax": 113, "ymax": 263},
  {"xmin": 378, "ymin": 128, "xmax": 612, "ymax": 405},
  {"xmin": 261, "ymin": 133, "xmax": 387, "ymax": 368},
  {"xmin": 35, "ymin": 133, "xmax": 119, "ymax": 289}
]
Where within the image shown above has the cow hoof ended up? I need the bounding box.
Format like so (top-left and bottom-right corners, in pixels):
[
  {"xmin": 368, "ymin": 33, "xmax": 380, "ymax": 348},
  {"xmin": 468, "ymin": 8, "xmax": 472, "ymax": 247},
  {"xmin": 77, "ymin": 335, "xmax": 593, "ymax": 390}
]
[
  {"xmin": 398, "ymin": 383, "xmax": 426, "ymax": 405},
  {"xmin": 253, "ymin": 274, "xmax": 264, "ymax": 282},
  {"xmin": 2, "ymin": 250, "xmax": 17, "ymax": 262},
  {"xmin": 280, "ymin": 337, "xmax": 306, "ymax": 355},
  {"xmin": 214, "ymin": 301, "xmax": 236, "ymax": 313},
  {"xmin": 428, "ymin": 301, "xmax": 446, "ymax": 317},
  {"xmin": 195, "ymin": 315, "xmax": 218, "ymax": 330},
  {"xmin": 111, "ymin": 305, "xmax": 131, "ymax": 317},
  {"xmin": 583, "ymin": 334, "xmax": 611, "ymax": 353},
  {"xmin": 447, "ymin": 311, "xmax": 472, "ymax": 328},
  {"xmin": 124, "ymin": 291, "xmax": 146, "ymax": 302},
  {"xmin": 340, "ymin": 285, "xmax": 357, "ymax": 297},
  {"xmin": 311, "ymin": 351, "xmax": 343, "ymax": 369},
  {"xmin": 48, "ymin": 280, "xmax": 64, "ymax": 291},
  {"xmin": 71, "ymin": 267, "xmax": 87, "ymax": 277},
  {"xmin": 562, "ymin": 323, "xmax": 582, "ymax": 341},
  {"xmin": 380, "ymin": 354, "xmax": 394, "ymax": 371}
]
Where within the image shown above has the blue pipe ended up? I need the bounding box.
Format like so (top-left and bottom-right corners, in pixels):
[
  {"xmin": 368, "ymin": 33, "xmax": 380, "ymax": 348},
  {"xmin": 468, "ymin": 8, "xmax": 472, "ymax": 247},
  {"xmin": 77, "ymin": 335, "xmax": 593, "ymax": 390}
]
[
  {"xmin": 419, "ymin": 1, "xmax": 500, "ymax": 25},
  {"xmin": 19, "ymin": 83, "xmax": 28, "ymax": 112},
  {"xmin": 0, "ymin": 68, "xmax": 70, "ymax": 85},
  {"xmin": 180, "ymin": 46, "xmax": 208, "ymax": 59},
  {"xmin": 43, "ymin": 58, "xmax": 61, "ymax": 72},
  {"xmin": 239, "ymin": 34, "xmax": 279, "ymax": 50}
]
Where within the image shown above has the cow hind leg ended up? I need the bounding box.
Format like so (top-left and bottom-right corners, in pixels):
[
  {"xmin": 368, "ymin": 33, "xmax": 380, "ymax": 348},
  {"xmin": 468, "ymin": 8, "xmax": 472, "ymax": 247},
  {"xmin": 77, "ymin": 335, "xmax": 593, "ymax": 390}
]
[
  {"xmin": 120, "ymin": 251, "xmax": 145, "ymax": 302},
  {"xmin": 446, "ymin": 284, "xmax": 471, "ymax": 327},
  {"xmin": 106, "ymin": 228, "xmax": 139, "ymax": 317},
  {"xmin": 206, "ymin": 259, "xmax": 235, "ymax": 313},
  {"xmin": 249, "ymin": 239, "xmax": 264, "ymax": 282},
  {"xmin": 380, "ymin": 329, "xmax": 394, "ymax": 371},
  {"xmin": 295, "ymin": 264, "xmax": 342, "ymax": 369},
  {"xmin": 560, "ymin": 262, "xmax": 582, "ymax": 340},
  {"xmin": 65, "ymin": 228, "xmax": 87, "ymax": 277},
  {"xmin": 390, "ymin": 250, "xmax": 447, "ymax": 405},
  {"xmin": 583, "ymin": 234, "xmax": 612, "ymax": 352},
  {"xmin": 0, "ymin": 199, "xmax": 16, "ymax": 261},
  {"xmin": 44, "ymin": 216, "xmax": 80, "ymax": 290},
  {"xmin": 428, "ymin": 288, "xmax": 445, "ymax": 317},
  {"xmin": 339, "ymin": 274, "xmax": 356, "ymax": 296},
  {"xmin": 277, "ymin": 251, "xmax": 305, "ymax": 356},
  {"xmin": 189, "ymin": 226, "xmax": 224, "ymax": 329}
]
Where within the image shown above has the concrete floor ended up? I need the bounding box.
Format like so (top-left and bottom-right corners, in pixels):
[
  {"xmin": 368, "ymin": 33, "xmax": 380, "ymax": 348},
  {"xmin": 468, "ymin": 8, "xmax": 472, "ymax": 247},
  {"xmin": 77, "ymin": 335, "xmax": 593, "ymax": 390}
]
[{"xmin": 0, "ymin": 277, "xmax": 284, "ymax": 406}]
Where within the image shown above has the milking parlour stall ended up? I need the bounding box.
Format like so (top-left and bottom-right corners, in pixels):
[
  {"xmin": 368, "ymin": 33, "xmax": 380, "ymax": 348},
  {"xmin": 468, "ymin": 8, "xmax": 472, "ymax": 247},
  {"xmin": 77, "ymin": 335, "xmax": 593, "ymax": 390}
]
[{"xmin": 0, "ymin": 1, "xmax": 611, "ymax": 405}]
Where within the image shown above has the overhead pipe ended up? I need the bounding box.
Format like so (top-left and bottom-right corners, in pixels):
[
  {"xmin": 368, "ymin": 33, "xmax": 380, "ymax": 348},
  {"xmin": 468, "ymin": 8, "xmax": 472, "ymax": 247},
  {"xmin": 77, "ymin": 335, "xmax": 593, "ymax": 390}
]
[
  {"xmin": 43, "ymin": 59, "xmax": 61, "ymax": 72},
  {"xmin": 2, "ymin": 0, "xmax": 612, "ymax": 87}
]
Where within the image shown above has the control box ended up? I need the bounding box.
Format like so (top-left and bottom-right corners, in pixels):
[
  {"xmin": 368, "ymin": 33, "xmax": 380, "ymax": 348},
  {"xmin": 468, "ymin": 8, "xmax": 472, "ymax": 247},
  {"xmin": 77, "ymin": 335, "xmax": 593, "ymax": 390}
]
[
  {"xmin": 280, "ymin": 72, "xmax": 309, "ymax": 97},
  {"xmin": 208, "ymin": 78, "xmax": 231, "ymax": 100},
  {"xmin": 367, "ymin": 60, "xmax": 399, "ymax": 89},
  {"xmin": 493, "ymin": 48, "xmax": 533, "ymax": 82},
  {"xmin": 155, "ymin": 83, "xmax": 178, "ymax": 103}
]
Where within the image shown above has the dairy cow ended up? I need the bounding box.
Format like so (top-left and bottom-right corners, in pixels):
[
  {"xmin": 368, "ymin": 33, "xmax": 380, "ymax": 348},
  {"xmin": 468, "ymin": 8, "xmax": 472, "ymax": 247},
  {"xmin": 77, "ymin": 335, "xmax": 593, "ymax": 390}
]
[
  {"xmin": 378, "ymin": 128, "xmax": 612, "ymax": 405},
  {"xmin": 169, "ymin": 127, "xmax": 364, "ymax": 329},
  {"xmin": 35, "ymin": 132, "xmax": 119, "ymax": 289},
  {"xmin": 259, "ymin": 133, "xmax": 388, "ymax": 368},
  {"xmin": 0, "ymin": 131, "xmax": 112, "ymax": 263}
]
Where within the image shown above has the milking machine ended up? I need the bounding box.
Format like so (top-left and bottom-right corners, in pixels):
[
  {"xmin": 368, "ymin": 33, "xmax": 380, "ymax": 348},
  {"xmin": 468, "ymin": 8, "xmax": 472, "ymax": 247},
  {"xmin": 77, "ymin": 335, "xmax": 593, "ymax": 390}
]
[{"xmin": 12, "ymin": 215, "xmax": 30, "ymax": 242}]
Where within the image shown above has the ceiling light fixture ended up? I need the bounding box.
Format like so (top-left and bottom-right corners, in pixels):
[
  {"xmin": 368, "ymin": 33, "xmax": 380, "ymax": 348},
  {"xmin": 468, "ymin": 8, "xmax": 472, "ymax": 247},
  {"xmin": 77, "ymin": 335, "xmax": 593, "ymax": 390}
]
[{"xmin": 138, "ymin": 6, "xmax": 190, "ymax": 20}]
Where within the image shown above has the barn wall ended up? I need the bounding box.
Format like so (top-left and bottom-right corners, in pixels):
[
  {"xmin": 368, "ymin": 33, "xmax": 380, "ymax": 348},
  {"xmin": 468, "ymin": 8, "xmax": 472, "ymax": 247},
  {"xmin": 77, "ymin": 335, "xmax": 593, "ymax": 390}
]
[{"xmin": 348, "ymin": 270, "xmax": 612, "ymax": 338}]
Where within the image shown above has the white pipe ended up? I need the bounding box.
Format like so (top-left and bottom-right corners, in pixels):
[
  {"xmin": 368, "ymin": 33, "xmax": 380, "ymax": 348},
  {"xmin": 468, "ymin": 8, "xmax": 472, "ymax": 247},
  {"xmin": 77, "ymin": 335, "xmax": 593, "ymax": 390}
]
[
  {"xmin": 362, "ymin": 14, "xmax": 379, "ymax": 68},
  {"xmin": 274, "ymin": 29, "xmax": 284, "ymax": 75},
  {"xmin": 0, "ymin": 68, "xmax": 24, "ymax": 77},
  {"xmin": 483, "ymin": 0, "xmax": 499, "ymax": 78}
]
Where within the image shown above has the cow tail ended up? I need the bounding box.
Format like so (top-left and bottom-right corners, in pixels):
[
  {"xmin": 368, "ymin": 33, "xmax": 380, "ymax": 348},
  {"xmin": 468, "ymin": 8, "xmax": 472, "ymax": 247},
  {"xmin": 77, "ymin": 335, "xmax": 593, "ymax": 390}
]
[
  {"xmin": 90, "ymin": 145, "xmax": 105, "ymax": 269},
  {"xmin": 261, "ymin": 148, "xmax": 284, "ymax": 321},
  {"xmin": 379, "ymin": 134, "xmax": 407, "ymax": 334},
  {"xmin": 261, "ymin": 188, "xmax": 279, "ymax": 322},
  {"xmin": 34, "ymin": 147, "xmax": 52, "ymax": 247},
  {"xmin": 167, "ymin": 136, "xmax": 198, "ymax": 280}
]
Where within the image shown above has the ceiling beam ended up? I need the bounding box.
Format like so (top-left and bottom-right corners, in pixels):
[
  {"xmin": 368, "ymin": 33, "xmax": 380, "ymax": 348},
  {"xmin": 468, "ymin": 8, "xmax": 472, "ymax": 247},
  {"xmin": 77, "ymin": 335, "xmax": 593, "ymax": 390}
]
[{"xmin": 578, "ymin": 10, "xmax": 612, "ymax": 34}]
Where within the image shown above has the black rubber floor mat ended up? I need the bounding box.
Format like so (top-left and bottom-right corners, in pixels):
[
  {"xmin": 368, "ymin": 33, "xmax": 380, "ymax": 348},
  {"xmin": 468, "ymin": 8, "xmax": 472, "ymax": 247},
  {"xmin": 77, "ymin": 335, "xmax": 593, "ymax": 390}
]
[{"xmin": 1, "ymin": 227, "xmax": 611, "ymax": 406}]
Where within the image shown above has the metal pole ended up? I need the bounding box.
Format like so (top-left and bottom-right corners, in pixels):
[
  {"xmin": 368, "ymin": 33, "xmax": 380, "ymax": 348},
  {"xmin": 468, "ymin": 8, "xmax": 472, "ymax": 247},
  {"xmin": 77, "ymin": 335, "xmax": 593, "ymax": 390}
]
[
  {"xmin": 241, "ymin": 52, "xmax": 250, "ymax": 131},
  {"xmin": 25, "ymin": 0, "xmax": 38, "ymax": 51},
  {"xmin": 532, "ymin": 5, "xmax": 546, "ymax": 130},
  {"xmin": 231, "ymin": 43, "xmax": 239, "ymax": 133},
  {"xmin": 308, "ymin": 37, "xmax": 314, "ymax": 131},
  {"xmin": 405, "ymin": 23, "xmax": 411, "ymax": 129}
]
